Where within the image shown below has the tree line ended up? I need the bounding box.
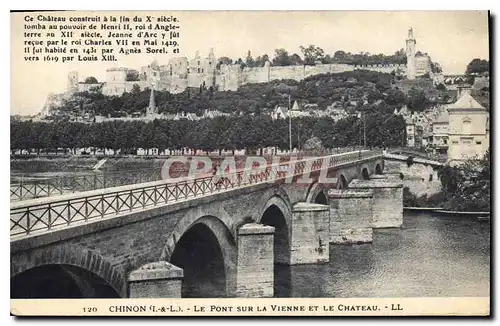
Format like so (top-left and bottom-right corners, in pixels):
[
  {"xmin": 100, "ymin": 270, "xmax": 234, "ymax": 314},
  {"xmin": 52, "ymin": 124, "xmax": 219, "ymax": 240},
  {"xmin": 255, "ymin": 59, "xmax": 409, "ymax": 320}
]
[
  {"xmin": 11, "ymin": 114, "xmax": 406, "ymax": 154},
  {"xmin": 217, "ymin": 46, "xmax": 411, "ymax": 69}
]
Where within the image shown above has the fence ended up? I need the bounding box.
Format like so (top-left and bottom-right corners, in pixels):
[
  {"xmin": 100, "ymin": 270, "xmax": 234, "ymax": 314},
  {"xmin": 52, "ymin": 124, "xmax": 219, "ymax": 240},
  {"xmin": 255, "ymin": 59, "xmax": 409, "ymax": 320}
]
[
  {"xmin": 10, "ymin": 150, "xmax": 382, "ymax": 238},
  {"xmin": 10, "ymin": 168, "xmax": 162, "ymax": 202}
]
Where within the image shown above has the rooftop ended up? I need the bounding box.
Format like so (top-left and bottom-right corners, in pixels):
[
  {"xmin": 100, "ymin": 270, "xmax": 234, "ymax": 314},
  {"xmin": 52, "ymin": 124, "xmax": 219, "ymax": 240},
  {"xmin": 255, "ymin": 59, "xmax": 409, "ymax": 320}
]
[{"xmin": 449, "ymin": 92, "xmax": 485, "ymax": 110}]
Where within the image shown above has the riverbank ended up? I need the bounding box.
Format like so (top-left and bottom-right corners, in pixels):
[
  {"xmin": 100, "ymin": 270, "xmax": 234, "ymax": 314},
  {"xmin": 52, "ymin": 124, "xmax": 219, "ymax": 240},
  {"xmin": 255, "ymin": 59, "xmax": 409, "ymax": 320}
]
[{"xmin": 403, "ymin": 207, "xmax": 490, "ymax": 221}]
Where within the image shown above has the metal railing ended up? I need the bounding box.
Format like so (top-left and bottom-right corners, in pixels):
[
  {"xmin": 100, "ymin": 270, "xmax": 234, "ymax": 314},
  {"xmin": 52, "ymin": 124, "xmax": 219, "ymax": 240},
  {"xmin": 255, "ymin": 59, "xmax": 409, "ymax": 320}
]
[
  {"xmin": 10, "ymin": 168, "xmax": 162, "ymax": 202},
  {"xmin": 10, "ymin": 150, "xmax": 382, "ymax": 238}
]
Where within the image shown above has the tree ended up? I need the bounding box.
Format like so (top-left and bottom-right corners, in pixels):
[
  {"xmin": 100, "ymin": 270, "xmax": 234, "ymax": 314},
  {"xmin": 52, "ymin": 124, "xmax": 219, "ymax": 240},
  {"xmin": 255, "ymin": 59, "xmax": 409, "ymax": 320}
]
[
  {"xmin": 333, "ymin": 50, "xmax": 347, "ymax": 62},
  {"xmin": 131, "ymin": 83, "xmax": 141, "ymax": 95},
  {"xmin": 84, "ymin": 76, "xmax": 98, "ymax": 84},
  {"xmin": 300, "ymin": 45, "xmax": 325, "ymax": 66},
  {"xmin": 245, "ymin": 50, "xmax": 255, "ymax": 67},
  {"xmin": 407, "ymin": 88, "xmax": 429, "ymax": 111},
  {"xmin": 290, "ymin": 53, "xmax": 303, "ymax": 65},
  {"xmin": 465, "ymin": 58, "xmax": 489, "ymax": 75},
  {"xmin": 437, "ymin": 149, "xmax": 490, "ymax": 211},
  {"xmin": 216, "ymin": 57, "xmax": 233, "ymax": 69},
  {"xmin": 431, "ymin": 62, "xmax": 443, "ymax": 73},
  {"xmin": 303, "ymin": 136, "xmax": 323, "ymax": 151},
  {"xmin": 272, "ymin": 48, "xmax": 293, "ymax": 66},
  {"xmin": 254, "ymin": 54, "xmax": 270, "ymax": 67},
  {"xmin": 436, "ymin": 83, "xmax": 446, "ymax": 91},
  {"xmin": 126, "ymin": 69, "xmax": 140, "ymax": 81}
]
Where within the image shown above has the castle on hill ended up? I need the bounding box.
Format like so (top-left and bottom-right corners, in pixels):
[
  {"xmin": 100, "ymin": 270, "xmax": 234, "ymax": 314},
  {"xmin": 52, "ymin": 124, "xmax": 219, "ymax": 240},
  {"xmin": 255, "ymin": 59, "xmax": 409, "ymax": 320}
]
[{"xmin": 66, "ymin": 28, "xmax": 436, "ymax": 98}]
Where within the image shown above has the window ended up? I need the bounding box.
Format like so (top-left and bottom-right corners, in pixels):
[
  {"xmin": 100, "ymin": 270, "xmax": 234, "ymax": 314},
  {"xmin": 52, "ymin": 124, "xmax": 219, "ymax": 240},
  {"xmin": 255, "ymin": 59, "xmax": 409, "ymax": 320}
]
[
  {"xmin": 443, "ymin": 139, "xmax": 448, "ymax": 145},
  {"xmin": 452, "ymin": 141, "xmax": 459, "ymax": 144},
  {"xmin": 461, "ymin": 137, "xmax": 473, "ymax": 144},
  {"xmin": 476, "ymin": 141, "xmax": 482, "ymax": 145},
  {"xmin": 462, "ymin": 118, "xmax": 472, "ymax": 134},
  {"xmin": 198, "ymin": 61, "xmax": 200, "ymax": 65}
]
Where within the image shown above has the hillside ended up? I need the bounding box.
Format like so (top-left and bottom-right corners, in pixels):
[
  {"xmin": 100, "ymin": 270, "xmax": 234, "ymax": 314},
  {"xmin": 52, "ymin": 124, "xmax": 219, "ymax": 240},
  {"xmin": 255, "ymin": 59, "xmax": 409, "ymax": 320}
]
[{"xmin": 49, "ymin": 70, "xmax": 445, "ymax": 118}]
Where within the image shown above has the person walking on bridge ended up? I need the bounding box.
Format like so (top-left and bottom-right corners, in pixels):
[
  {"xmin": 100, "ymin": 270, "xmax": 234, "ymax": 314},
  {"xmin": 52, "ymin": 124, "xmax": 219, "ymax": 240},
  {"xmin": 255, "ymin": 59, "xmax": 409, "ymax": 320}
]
[{"xmin": 212, "ymin": 161, "xmax": 223, "ymax": 190}]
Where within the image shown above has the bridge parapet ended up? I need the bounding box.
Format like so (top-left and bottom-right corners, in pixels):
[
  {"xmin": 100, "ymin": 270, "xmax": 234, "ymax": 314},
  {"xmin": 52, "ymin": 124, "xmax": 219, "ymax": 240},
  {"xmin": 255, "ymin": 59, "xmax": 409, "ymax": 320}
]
[
  {"xmin": 11, "ymin": 150, "xmax": 383, "ymax": 239},
  {"xmin": 384, "ymin": 152, "xmax": 445, "ymax": 167}
]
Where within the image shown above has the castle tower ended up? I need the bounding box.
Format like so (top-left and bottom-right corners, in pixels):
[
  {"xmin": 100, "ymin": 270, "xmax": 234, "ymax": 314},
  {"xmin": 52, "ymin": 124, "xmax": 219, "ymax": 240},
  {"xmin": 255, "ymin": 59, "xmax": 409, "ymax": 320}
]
[
  {"xmin": 67, "ymin": 71, "xmax": 79, "ymax": 92},
  {"xmin": 147, "ymin": 87, "xmax": 157, "ymax": 115},
  {"xmin": 406, "ymin": 27, "xmax": 416, "ymax": 80},
  {"xmin": 208, "ymin": 47, "xmax": 215, "ymax": 61}
]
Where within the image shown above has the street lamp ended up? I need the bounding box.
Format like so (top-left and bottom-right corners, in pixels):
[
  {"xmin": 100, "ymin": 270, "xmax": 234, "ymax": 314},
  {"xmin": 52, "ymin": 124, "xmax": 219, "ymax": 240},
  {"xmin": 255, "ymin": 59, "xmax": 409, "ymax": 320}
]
[{"xmin": 288, "ymin": 93, "xmax": 292, "ymax": 153}]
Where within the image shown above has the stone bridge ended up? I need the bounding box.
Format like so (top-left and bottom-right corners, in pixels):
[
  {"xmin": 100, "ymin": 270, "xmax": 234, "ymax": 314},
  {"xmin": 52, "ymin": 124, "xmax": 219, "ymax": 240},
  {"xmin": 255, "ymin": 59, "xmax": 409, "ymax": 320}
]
[{"xmin": 11, "ymin": 150, "xmax": 403, "ymax": 299}]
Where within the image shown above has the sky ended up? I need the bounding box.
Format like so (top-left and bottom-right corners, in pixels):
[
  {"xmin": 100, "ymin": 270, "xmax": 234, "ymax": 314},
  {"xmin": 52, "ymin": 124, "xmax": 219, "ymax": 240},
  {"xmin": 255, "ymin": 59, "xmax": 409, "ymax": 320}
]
[{"xmin": 11, "ymin": 10, "xmax": 490, "ymax": 116}]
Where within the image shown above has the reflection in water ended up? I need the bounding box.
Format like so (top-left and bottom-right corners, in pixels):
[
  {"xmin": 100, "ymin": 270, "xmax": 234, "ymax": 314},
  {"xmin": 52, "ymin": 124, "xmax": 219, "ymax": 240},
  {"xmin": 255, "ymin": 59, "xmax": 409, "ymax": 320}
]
[
  {"xmin": 273, "ymin": 212, "xmax": 490, "ymax": 298},
  {"xmin": 182, "ymin": 212, "xmax": 489, "ymax": 298}
]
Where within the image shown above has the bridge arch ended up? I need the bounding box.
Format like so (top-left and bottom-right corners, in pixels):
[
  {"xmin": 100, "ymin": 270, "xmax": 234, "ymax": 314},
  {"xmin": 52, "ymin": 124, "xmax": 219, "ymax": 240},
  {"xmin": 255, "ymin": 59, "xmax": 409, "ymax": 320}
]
[
  {"xmin": 337, "ymin": 174, "xmax": 348, "ymax": 189},
  {"xmin": 306, "ymin": 182, "xmax": 329, "ymax": 205},
  {"xmin": 165, "ymin": 215, "xmax": 236, "ymax": 298},
  {"xmin": 375, "ymin": 163, "xmax": 383, "ymax": 175},
  {"xmin": 11, "ymin": 246, "xmax": 125, "ymax": 298},
  {"xmin": 361, "ymin": 167, "xmax": 370, "ymax": 180}
]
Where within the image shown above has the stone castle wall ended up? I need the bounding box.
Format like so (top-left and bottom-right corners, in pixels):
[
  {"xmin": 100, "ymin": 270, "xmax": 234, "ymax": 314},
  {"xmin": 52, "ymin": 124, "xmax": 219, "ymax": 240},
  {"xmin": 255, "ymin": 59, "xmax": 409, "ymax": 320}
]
[{"xmin": 79, "ymin": 62, "xmax": 408, "ymax": 96}]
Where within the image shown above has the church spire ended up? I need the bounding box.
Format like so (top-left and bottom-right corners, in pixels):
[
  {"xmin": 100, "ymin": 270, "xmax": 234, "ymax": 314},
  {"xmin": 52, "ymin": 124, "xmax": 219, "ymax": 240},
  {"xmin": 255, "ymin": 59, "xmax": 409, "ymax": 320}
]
[{"xmin": 148, "ymin": 88, "xmax": 156, "ymax": 115}]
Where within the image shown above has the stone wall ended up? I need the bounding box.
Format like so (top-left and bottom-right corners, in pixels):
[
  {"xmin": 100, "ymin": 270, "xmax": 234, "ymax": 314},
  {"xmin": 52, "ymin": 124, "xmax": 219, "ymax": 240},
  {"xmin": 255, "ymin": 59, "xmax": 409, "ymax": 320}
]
[
  {"xmin": 349, "ymin": 178, "xmax": 403, "ymax": 228},
  {"xmin": 128, "ymin": 261, "xmax": 183, "ymax": 298},
  {"xmin": 235, "ymin": 223, "xmax": 274, "ymax": 297},
  {"xmin": 384, "ymin": 159, "xmax": 442, "ymax": 197},
  {"xmin": 328, "ymin": 189, "xmax": 374, "ymax": 244},
  {"xmin": 290, "ymin": 203, "xmax": 330, "ymax": 264}
]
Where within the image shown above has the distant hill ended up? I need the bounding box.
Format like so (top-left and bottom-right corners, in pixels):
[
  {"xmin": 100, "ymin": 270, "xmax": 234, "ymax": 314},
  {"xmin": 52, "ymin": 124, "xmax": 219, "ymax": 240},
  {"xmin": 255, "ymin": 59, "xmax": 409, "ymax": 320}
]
[{"xmin": 49, "ymin": 70, "xmax": 444, "ymax": 118}]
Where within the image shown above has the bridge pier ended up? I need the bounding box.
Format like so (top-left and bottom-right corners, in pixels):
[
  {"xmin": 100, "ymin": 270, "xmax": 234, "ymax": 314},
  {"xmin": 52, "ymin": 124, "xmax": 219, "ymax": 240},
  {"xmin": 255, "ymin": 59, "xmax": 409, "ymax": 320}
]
[
  {"xmin": 328, "ymin": 189, "xmax": 374, "ymax": 244},
  {"xmin": 349, "ymin": 178, "xmax": 403, "ymax": 228},
  {"xmin": 290, "ymin": 203, "xmax": 330, "ymax": 265},
  {"xmin": 128, "ymin": 261, "xmax": 183, "ymax": 298},
  {"xmin": 235, "ymin": 223, "xmax": 274, "ymax": 298}
]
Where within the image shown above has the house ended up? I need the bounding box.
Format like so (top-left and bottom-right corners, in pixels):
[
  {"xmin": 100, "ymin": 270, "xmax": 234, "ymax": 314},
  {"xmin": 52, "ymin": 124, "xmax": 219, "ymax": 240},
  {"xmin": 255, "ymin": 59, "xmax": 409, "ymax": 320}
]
[
  {"xmin": 447, "ymin": 88, "xmax": 490, "ymax": 165},
  {"xmin": 406, "ymin": 120, "xmax": 416, "ymax": 147},
  {"xmin": 431, "ymin": 108, "xmax": 449, "ymax": 153},
  {"xmin": 271, "ymin": 103, "xmax": 310, "ymax": 120},
  {"xmin": 271, "ymin": 106, "xmax": 288, "ymax": 120}
]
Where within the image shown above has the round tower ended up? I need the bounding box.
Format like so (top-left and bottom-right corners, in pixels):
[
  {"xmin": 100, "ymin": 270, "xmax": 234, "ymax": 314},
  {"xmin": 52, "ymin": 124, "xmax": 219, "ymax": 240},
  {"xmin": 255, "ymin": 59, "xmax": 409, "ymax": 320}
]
[{"xmin": 405, "ymin": 27, "xmax": 416, "ymax": 80}]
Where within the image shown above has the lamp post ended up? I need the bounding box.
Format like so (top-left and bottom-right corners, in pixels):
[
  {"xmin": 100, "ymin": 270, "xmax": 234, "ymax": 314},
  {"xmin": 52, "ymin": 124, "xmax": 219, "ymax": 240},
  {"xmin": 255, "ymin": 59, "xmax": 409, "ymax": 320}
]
[
  {"xmin": 363, "ymin": 112, "xmax": 367, "ymax": 148},
  {"xmin": 288, "ymin": 93, "xmax": 292, "ymax": 153}
]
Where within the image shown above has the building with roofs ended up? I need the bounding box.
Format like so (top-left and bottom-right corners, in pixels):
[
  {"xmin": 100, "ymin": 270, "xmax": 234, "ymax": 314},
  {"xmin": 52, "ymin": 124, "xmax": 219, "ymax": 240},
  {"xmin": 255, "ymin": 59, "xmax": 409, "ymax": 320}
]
[
  {"xmin": 431, "ymin": 107, "xmax": 449, "ymax": 153},
  {"xmin": 406, "ymin": 119, "xmax": 416, "ymax": 147},
  {"xmin": 447, "ymin": 87, "xmax": 490, "ymax": 165},
  {"xmin": 271, "ymin": 102, "xmax": 310, "ymax": 120}
]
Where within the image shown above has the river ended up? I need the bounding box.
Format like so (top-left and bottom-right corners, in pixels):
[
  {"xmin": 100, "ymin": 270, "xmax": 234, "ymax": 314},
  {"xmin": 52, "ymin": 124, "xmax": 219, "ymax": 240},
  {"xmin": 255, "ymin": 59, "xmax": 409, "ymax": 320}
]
[
  {"xmin": 10, "ymin": 160, "xmax": 490, "ymax": 298},
  {"xmin": 273, "ymin": 211, "xmax": 490, "ymax": 298}
]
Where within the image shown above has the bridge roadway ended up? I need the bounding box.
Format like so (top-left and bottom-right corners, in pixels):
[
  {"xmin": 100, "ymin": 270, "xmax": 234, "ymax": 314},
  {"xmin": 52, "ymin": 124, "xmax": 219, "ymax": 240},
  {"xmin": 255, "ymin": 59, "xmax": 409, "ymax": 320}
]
[
  {"xmin": 9, "ymin": 148, "xmax": 367, "ymax": 202},
  {"xmin": 11, "ymin": 150, "xmax": 381, "ymax": 239},
  {"xmin": 11, "ymin": 149, "xmax": 399, "ymax": 299}
]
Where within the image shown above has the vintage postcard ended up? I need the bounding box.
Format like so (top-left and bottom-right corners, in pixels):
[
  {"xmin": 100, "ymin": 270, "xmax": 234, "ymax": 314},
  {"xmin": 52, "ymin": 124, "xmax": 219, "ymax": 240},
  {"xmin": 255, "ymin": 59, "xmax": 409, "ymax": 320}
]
[{"xmin": 10, "ymin": 10, "xmax": 491, "ymax": 317}]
